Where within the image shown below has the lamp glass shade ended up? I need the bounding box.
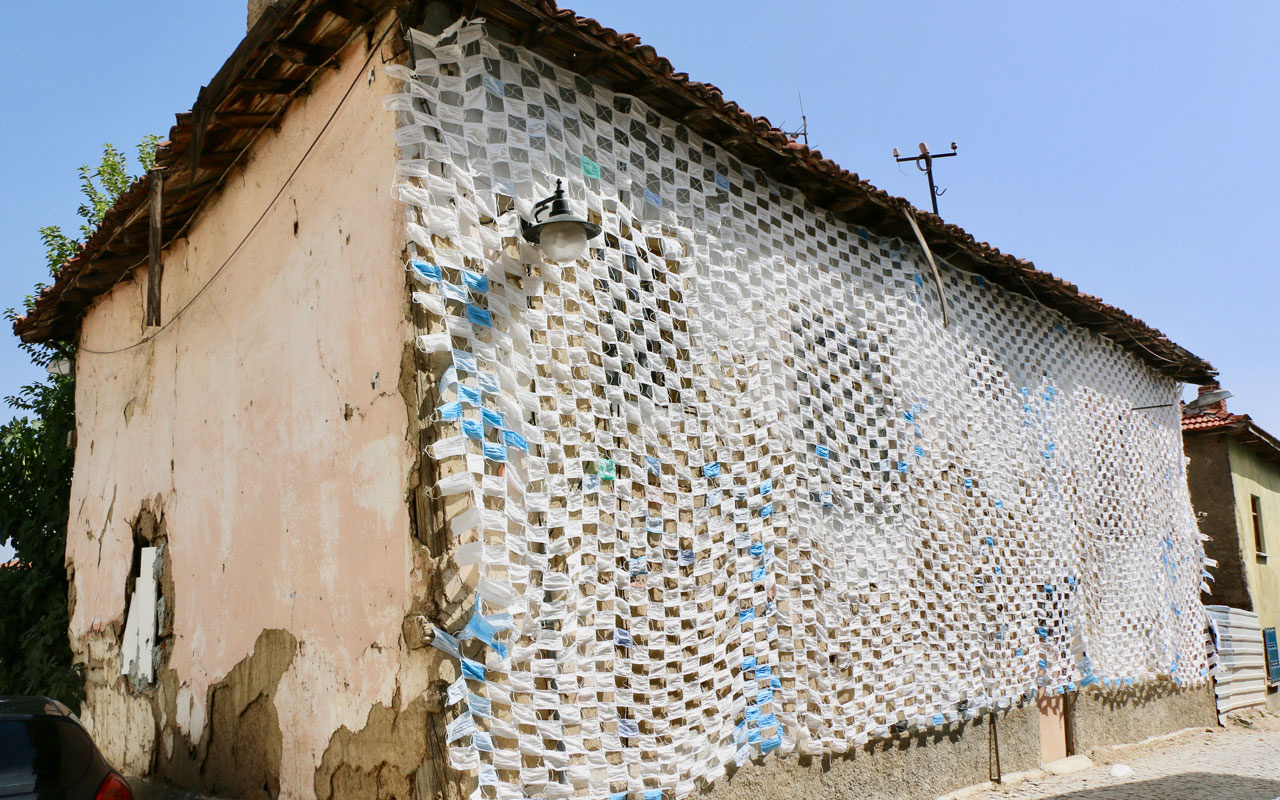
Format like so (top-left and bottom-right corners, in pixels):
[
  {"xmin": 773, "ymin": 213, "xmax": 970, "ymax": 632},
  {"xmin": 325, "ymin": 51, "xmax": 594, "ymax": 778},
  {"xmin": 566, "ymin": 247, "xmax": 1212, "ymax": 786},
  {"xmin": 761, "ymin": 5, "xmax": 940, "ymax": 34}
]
[
  {"xmin": 1185, "ymin": 388, "xmax": 1233, "ymax": 410},
  {"xmin": 539, "ymin": 220, "xmax": 589, "ymax": 262}
]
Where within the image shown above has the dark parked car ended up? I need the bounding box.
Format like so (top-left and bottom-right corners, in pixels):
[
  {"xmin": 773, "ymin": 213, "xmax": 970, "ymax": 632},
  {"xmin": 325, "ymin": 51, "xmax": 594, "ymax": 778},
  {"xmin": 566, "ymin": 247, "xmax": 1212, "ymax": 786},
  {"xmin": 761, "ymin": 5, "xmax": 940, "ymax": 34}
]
[{"xmin": 0, "ymin": 697, "xmax": 131, "ymax": 799}]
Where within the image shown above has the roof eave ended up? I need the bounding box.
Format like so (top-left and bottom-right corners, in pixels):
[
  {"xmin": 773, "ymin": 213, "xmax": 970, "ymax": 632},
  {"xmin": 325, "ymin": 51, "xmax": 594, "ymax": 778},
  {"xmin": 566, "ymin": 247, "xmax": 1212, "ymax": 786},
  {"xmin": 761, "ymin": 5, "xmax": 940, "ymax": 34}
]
[{"xmin": 11, "ymin": 0, "xmax": 1218, "ymax": 385}]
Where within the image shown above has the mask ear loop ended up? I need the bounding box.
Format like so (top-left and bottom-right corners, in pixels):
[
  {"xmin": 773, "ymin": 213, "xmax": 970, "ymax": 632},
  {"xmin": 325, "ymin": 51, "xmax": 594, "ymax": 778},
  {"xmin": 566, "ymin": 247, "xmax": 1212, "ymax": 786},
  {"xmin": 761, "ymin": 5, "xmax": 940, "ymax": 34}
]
[{"xmin": 424, "ymin": 402, "xmax": 465, "ymax": 427}]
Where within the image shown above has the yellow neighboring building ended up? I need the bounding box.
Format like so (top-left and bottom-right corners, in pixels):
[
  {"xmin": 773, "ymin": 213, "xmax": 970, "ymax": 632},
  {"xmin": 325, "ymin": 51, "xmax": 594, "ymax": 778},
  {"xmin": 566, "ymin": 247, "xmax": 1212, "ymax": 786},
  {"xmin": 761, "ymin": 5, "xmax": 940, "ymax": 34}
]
[{"xmin": 1184, "ymin": 386, "xmax": 1280, "ymax": 709}]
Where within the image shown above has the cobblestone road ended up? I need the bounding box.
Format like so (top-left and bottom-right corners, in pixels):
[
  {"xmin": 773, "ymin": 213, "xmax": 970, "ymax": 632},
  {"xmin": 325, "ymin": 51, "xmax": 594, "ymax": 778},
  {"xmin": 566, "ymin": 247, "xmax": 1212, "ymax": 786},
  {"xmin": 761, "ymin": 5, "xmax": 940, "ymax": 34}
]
[{"xmin": 964, "ymin": 716, "xmax": 1280, "ymax": 800}]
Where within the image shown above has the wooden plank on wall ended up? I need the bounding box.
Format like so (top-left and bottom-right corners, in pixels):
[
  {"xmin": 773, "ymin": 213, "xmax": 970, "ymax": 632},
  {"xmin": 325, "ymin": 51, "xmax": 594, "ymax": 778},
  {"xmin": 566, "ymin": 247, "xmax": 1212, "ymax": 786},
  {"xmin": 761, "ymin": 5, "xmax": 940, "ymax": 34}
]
[{"xmin": 146, "ymin": 170, "xmax": 164, "ymax": 327}]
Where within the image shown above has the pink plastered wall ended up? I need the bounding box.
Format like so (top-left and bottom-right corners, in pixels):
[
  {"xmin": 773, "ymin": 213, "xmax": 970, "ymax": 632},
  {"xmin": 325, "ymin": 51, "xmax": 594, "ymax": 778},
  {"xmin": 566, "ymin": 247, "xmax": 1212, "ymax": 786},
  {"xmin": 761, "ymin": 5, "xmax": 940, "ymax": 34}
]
[{"xmin": 67, "ymin": 25, "xmax": 415, "ymax": 794}]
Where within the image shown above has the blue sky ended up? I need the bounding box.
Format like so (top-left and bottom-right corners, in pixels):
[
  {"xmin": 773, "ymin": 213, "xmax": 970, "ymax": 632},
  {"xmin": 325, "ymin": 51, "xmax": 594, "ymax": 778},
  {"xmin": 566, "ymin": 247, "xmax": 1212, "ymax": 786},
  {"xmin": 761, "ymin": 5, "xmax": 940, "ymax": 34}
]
[{"xmin": 1, "ymin": 2, "xmax": 1277, "ymax": 559}]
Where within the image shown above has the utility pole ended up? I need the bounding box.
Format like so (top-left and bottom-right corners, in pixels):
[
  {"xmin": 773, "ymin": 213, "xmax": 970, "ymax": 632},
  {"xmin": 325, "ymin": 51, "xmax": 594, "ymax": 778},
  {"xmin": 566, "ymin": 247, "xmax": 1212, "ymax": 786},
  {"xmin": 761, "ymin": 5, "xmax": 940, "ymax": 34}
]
[{"xmin": 894, "ymin": 142, "xmax": 958, "ymax": 216}]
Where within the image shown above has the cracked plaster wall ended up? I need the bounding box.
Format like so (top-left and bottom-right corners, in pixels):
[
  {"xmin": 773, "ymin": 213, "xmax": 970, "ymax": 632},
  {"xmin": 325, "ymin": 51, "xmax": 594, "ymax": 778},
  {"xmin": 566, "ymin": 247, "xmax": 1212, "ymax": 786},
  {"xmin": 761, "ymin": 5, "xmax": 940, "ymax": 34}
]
[{"xmin": 66, "ymin": 19, "xmax": 431, "ymax": 799}]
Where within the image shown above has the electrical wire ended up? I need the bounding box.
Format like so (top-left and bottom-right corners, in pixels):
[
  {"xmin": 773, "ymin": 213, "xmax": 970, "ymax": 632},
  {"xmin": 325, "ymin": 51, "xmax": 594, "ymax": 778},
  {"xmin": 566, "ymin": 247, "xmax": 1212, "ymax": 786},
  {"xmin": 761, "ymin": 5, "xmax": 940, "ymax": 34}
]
[
  {"xmin": 900, "ymin": 205, "xmax": 950, "ymax": 327},
  {"xmin": 79, "ymin": 17, "xmax": 398, "ymax": 355}
]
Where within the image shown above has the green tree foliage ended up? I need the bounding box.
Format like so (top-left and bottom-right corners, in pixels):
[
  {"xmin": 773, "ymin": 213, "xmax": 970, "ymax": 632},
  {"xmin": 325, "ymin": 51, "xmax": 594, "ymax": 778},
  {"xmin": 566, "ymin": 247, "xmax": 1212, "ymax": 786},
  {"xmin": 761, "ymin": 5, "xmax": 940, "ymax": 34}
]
[{"xmin": 0, "ymin": 137, "xmax": 158, "ymax": 705}]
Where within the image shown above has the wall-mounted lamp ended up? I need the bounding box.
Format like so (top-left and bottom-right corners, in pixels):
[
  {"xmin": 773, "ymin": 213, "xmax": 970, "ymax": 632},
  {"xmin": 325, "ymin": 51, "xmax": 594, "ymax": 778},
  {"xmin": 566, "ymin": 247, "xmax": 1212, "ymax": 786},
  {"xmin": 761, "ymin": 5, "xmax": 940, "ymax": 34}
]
[
  {"xmin": 520, "ymin": 180, "xmax": 601, "ymax": 263},
  {"xmin": 1185, "ymin": 388, "xmax": 1233, "ymax": 411},
  {"xmin": 1132, "ymin": 388, "xmax": 1233, "ymax": 413}
]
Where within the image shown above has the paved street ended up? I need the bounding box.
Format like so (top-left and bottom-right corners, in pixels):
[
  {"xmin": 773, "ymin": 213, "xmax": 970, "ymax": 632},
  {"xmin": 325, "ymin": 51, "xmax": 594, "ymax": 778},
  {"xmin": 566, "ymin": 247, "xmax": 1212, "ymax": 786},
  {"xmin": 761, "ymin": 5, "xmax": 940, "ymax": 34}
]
[{"xmin": 963, "ymin": 714, "xmax": 1280, "ymax": 800}]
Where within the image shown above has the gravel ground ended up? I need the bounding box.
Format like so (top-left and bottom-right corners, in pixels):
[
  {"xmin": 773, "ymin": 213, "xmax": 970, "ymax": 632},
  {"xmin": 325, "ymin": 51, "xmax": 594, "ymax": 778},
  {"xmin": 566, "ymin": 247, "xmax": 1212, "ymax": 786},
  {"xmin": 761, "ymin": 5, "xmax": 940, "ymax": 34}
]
[{"xmin": 962, "ymin": 711, "xmax": 1280, "ymax": 800}]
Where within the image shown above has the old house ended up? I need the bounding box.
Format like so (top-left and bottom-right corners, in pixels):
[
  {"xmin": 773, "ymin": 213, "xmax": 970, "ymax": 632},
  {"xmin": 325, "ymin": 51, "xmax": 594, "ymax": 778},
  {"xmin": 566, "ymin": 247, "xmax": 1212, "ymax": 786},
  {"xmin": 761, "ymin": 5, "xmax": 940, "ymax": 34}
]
[
  {"xmin": 14, "ymin": 1, "xmax": 1221, "ymax": 798},
  {"xmin": 1184, "ymin": 387, "xmax": 1280, "ymax": 711}
]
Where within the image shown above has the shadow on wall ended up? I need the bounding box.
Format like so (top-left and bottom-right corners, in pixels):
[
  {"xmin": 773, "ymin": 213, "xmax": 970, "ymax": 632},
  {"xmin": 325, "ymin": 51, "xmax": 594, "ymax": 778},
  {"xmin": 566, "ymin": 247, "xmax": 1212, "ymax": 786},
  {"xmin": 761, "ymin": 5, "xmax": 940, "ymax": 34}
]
[
  {"xmin": 1068, "ymin": 681, "xmax": 1218, "ymax": 757},
  {"xmin": 696, "ymin": 707, "xmax": 1043, "ymax": 800},
  {"xmin": 853, "ymin": 721, "xmax": 971, "ymax": 753},
  {"xmin": 1089, "ymin": 679, "xmax": 1185, "ymax": 711},
  {"xmin": 1035, "ymin": 773, "xmax": 1280, "ymax": 799}
]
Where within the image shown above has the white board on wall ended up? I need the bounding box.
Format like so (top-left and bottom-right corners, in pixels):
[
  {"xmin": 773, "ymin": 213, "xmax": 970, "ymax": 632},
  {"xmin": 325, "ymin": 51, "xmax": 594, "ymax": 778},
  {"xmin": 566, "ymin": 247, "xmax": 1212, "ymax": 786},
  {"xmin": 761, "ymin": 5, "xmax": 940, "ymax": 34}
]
[{"xmin": 120, "ymin": 546, "xmax": 158, "ymax": 683}]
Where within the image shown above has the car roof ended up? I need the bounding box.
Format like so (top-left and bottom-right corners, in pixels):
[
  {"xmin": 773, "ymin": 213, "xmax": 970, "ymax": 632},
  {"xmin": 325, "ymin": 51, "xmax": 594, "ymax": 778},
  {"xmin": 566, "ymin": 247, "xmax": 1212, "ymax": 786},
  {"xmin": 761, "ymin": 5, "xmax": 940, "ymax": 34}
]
[{"xmin": 0, "ymin": 696, "xmax": 74, "ymax": 719}]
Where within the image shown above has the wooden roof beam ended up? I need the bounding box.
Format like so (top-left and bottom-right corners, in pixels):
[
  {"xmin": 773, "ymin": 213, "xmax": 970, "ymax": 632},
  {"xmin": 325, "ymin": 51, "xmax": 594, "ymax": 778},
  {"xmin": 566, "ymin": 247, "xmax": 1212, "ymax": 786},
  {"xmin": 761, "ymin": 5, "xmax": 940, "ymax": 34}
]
[
  {"xmin": 824, "ymin": 195, "xmax": 862, "ymax": 214},
  {"xmin": 574, "ymin": 46, "xmax": 616, "ymax": 77},
  {"xmin": 318, "ymin": 0, "xmax": 375, "ymax": 22},
  {"xmin": 238, "ymin": 78, "xmax": 306, "ymax": 95},
  {"xmin": 196, "ymin": 149, "xmax": 244, "ymax": 170},
  {"xmin": 612, "ymin": 75, "xmax": 659, "ymax": 97},
  {"xmin": 270, "ymin": 40, "xmax": 341, "ymax": 68},
  {"xmin": 211, "ymin": 111, "xmax": 281, "ymax": 129},
  {"xmin": 518, "ymin": 20, "xmax": 556, "ymax": 49},
  {"xmin": 69, "ymin": 255, "xmax": 146, "ymax": 279},
  {"xmin": 679, "ymin": 107, "xmax": 716, "ymax": 124}
]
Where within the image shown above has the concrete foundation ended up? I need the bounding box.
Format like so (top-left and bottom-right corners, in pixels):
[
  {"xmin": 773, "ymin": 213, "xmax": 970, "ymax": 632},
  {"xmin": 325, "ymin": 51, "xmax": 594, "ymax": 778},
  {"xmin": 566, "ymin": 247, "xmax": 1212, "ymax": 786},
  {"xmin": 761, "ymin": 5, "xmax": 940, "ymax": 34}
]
[
  {"xmin": 697, "ymin": 681, "xmax": 1219, "ymax": 800},
  {"xmin": 699, "ymin": 704, "xmax": 1041, "ymax": 800},
  {"xmin": 1068, "ymin": 680, "xmax": 1218, "ymax": 752}
]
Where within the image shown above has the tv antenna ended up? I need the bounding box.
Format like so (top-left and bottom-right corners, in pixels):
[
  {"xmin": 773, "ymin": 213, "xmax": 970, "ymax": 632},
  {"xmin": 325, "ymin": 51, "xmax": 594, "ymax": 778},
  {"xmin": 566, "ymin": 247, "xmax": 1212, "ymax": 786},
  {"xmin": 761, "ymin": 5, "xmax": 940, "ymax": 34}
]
[
  {"xmin": 893, "ymin": 141, "xmax": 958, "ymax": 216},
  {"xmin": 781, "ymin": 93, "xmax": 808, "ymax": 145}
]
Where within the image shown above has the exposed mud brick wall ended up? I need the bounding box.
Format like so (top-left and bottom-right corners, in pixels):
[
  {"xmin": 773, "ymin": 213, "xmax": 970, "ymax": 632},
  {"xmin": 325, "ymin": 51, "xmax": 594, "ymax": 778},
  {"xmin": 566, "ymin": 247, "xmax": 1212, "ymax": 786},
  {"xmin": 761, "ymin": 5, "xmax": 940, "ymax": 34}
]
[
  {"xmin": 149, "ymin": 628, "xmax": 297, "ymax": 799},
  {"xmin": 315, "ymin": 695, "xmax": 430, "ymax": 799},
  {"xmin": 1185, "ymin": 434, "xmax": 1251, "ymax": 609}
]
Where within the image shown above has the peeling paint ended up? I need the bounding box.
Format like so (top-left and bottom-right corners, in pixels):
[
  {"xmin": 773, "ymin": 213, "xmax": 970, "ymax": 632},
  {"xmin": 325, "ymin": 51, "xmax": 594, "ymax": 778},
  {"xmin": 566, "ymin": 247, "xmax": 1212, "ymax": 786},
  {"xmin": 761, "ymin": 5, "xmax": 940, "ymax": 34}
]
[
  {"xmin": 314, "ymin": 696, "xmax": 429, "ymax": 800},
  {"xmin": 146, "ymin": 628, "xmax": 298, "ymax": 799},
  {"xmin": 66, "ymin": 22, "xmax": 426, "ymax": 800},
  {"xmin": 195, "ymin": 629, "xmax": 297, "ymax": 799}
]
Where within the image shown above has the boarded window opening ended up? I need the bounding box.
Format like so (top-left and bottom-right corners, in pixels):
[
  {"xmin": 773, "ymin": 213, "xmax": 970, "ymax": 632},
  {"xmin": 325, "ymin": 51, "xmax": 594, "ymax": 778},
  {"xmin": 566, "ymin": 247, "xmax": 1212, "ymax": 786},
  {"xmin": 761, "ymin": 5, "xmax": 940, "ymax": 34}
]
[
  {"xmin": 120, "ymin": 505, "xmax": 172, "ymax": 688},
  {"xmin": 1251, "ymin": 494, "xmax": 1266, "ymax": 557}
]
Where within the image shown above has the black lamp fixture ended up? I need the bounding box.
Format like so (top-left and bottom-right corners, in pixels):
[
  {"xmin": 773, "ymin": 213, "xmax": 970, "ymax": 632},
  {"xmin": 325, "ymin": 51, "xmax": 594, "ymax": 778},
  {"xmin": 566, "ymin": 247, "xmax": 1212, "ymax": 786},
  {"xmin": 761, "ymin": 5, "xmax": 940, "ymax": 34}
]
[{"xmin": 520, "ymin": 180, "xmax": 601, "ymax": 262}]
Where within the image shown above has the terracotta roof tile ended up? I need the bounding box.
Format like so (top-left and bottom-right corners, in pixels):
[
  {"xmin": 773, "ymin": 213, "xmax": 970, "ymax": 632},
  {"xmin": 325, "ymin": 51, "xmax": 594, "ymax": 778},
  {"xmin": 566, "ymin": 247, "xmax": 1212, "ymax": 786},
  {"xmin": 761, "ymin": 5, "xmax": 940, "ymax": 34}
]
[
  {"xmin": 1183, "ymin": 404, "xmax": 1280, "ymax": 464},
  {"xmin": 8, "ymin": 0, "xmax": 1220, "ymax": 385},
  {"xmin": 1181, "ymin": 410, "xmax": 1246, "ymax": 432}
]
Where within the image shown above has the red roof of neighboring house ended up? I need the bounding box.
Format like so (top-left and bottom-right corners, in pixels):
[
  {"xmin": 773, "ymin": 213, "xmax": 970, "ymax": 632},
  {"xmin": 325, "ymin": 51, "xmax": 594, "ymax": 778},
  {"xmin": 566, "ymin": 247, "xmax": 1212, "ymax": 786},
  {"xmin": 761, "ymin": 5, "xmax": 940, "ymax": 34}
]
[
  {"xmin": 1, "ymin": 558, "xmax": 21, "ymax": 569},
  {"xmin": 9, "ymin": 0, "xmax": 1217, "ymax": 384},
  {"xmin": 1181, "ymin": 409, "xmax": 1248, "ymax": 432}
]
